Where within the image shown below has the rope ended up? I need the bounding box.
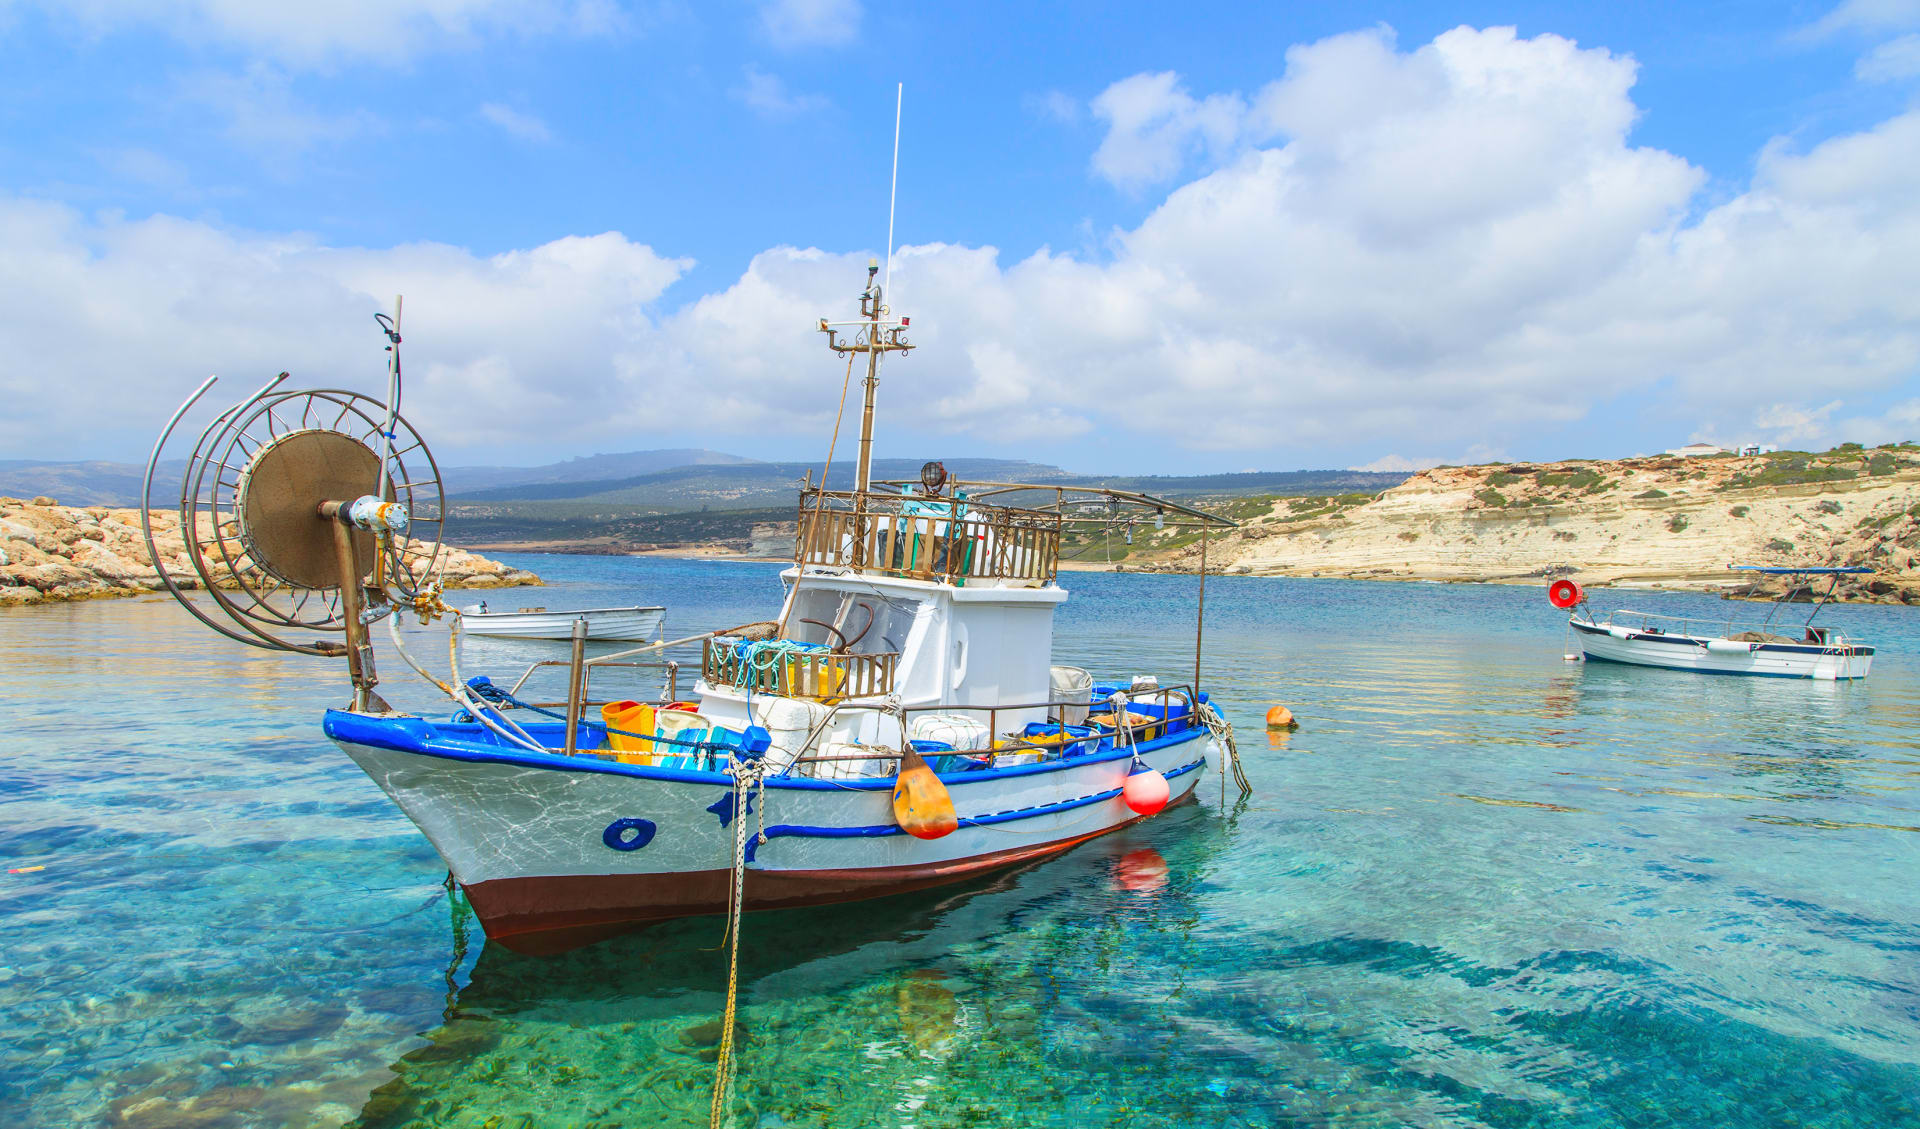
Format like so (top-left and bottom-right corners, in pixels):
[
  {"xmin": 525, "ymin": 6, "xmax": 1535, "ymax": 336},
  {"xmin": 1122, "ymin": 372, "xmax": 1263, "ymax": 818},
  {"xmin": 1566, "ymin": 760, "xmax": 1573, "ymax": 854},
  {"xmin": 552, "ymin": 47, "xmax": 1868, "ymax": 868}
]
[
  {"xmin": 709, "ymin": 754, "xmax": 766, "ymax": 1129},
  {"xmin": 1198, "ymin": 700, "xmax": 1251, "ymax": 795}
]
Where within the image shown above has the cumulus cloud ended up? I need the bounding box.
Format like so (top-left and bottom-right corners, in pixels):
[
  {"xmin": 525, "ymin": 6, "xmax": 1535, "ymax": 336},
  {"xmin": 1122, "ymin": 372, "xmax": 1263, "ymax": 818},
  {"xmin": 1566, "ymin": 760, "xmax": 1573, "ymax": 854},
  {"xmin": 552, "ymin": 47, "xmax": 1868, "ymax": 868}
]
[
  {"xmin": 1090, "ymin": 72, "xmax": 1246, "ymax": 191},
  {"xmin": 6, "ymin": 24, "xmax": 1920, "ymax": 468},
  {"xmin": 21, "ymin": 0, "xmax": 626, "ymax": 67},
  {"xmin": 758, "ymin": 0, "xmax": 858, "ymax": 49},
  {"xmin": 479, "ymin": 102, "xmax": 553, "ymax": 142}
]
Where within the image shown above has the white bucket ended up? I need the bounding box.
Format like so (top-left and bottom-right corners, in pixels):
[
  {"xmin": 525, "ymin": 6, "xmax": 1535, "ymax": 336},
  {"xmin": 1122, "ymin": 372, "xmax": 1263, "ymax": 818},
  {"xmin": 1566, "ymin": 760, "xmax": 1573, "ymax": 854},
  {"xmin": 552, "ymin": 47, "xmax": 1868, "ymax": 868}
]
[{"xmin": 1049, "ymin": 665, "xmax": 1093, "ymax": 726}]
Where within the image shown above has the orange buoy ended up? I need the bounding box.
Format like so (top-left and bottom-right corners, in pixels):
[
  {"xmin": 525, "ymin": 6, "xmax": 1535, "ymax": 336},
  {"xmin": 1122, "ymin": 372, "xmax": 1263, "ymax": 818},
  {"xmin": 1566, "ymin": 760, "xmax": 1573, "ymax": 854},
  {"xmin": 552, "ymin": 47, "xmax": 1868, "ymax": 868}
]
[
  {"xmin": 1548, "ymin": 579, "xmax": 1584, "ymax": 609},
  {"xmin": 1265, "ymin": 706, "xmax": 1298, "ymax": 730},
  {"xmin": 1122, "ymin": 761, "xmax": 1170, "ymax": 815},
  {"xmin": 892, "ymin": 746, "xmax": 958, "ymax": 839}
]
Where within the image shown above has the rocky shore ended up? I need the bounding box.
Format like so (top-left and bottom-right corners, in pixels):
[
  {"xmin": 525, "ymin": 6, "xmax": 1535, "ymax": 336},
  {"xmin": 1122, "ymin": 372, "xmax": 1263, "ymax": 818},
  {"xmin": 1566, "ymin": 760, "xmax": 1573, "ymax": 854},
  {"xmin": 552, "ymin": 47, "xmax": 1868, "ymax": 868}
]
[
  {"xmin": 1139, "ymin": 447, "xmax": 1920, "ymax": 605},
  {"xmin": 0, "ymin": 497, "xmax": 540, "ymax": 607}
]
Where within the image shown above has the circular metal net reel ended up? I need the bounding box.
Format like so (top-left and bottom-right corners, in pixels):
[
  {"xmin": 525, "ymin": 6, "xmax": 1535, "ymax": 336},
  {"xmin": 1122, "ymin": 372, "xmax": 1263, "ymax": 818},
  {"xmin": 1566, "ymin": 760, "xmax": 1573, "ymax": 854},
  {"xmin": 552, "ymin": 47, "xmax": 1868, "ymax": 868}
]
[{"xmin": 173, "ymin": 387, "xmax": 444, "ymax": 653}]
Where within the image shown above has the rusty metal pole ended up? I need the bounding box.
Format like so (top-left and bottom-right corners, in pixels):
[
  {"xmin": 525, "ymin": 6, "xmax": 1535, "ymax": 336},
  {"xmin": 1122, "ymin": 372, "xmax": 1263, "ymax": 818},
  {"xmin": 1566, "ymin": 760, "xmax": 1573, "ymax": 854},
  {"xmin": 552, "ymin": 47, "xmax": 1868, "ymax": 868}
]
[
  {"xmin": 321, "ymin": 503, "xmax": 378, "ymax": 711},
  {"xmin": 563, "ymin": 616, "xmax": 588, "ymax": 757},
  {"xmin": 1194, "ymin": 525, "xmax": 1208, "ymax": 695}
]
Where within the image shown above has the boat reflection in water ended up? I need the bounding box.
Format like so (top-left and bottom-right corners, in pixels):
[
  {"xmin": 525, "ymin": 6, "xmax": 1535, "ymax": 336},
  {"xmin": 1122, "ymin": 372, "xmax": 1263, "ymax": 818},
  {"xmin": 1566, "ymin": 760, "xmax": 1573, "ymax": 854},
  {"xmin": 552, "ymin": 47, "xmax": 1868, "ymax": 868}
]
[{"xmin": 351, "ymin": 814, "xmax": 1217, "ymax": 1129}]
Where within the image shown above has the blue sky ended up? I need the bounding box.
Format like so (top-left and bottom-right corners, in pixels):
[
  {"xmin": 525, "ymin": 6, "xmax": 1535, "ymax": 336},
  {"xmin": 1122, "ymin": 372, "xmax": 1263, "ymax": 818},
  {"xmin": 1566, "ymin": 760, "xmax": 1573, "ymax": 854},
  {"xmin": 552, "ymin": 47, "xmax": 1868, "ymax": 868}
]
[{"xmin": 2, "ymin": 0, "xmax": 1918, "ymax": 474}]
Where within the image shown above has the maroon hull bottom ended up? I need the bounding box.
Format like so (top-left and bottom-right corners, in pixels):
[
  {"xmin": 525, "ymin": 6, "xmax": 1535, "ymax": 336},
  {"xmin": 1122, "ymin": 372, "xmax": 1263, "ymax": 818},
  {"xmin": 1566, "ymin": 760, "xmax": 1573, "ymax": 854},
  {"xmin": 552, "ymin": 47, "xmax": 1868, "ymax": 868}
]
[{"xmin": 464, "ymin": 798, "xmax": 1188, "ymax": 955}]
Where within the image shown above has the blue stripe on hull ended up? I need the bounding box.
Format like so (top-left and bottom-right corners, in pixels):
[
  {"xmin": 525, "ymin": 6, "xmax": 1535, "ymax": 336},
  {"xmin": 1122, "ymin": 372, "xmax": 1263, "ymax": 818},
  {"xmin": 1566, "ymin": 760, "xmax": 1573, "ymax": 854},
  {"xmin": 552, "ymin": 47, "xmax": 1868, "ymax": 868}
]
[
  {"xmin": 743, "ymin": 758, "xmax": 1207, "ymax": 862},
  {"xmin": 1578, "ymin": 650, "xmax": 1862, "ymax": 680}
]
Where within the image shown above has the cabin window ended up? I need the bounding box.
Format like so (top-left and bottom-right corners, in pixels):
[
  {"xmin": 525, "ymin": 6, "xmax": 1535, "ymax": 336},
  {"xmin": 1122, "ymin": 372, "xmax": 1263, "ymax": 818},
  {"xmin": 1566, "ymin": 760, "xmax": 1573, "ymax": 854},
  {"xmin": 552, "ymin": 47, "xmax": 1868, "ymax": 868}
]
[{"xmin": 786, "ymin": 588, "xmax": 924, "ymax": 655}]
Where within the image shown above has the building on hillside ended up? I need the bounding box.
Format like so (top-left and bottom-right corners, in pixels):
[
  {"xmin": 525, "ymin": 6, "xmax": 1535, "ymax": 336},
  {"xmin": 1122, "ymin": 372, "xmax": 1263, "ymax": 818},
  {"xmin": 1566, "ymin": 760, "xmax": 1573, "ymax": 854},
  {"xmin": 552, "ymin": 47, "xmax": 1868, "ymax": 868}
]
[
  {"xmin": 1734, "ymin": 443, "xmax": 1778, "ymax": 456},
  {"xmin": 1665, "ymin": 442, "xmax": 1727, "ymax": 458}
]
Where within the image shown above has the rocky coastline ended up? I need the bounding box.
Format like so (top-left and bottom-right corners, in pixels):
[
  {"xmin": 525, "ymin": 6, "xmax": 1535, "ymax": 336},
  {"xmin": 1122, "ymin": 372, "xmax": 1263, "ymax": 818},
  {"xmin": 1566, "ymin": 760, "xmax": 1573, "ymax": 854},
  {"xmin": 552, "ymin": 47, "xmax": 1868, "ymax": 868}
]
[
  {"xmin": 1133, "ymin": 448, "xmax": 1920, "ymax": 605},
  {"xmin": 0, "ymin": 497, "xmax": 540, "ymax": 608}
]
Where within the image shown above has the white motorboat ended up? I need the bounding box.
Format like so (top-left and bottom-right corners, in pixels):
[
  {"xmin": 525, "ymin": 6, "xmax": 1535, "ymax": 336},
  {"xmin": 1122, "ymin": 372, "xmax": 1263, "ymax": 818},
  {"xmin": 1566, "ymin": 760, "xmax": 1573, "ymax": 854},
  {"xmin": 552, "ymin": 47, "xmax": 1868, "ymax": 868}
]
[
  {"xmin": 460, "ymin": 603, "xmax": 665, "ymax": 641},
  {"xmin": 1553, "ymin": 568, "xmax": 1875, "ymax": 680}
]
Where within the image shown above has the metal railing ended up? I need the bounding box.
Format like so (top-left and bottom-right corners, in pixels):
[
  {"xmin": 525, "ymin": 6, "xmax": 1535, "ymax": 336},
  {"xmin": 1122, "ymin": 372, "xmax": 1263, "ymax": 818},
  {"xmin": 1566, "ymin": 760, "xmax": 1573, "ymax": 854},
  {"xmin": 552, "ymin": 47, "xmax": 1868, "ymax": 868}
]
[
  {"xmin": 701, "ymin": 637, "xmax": 899, "ymax": 700},
  {"xmin": 1598, "ymin": 608, "xmax": 1849, "ymax": 646},
  {"xmin": 794, "ymin": 488, "xmax": 1062, "ymax": 584},
  {"xmin": 778, "ymin": 684, "xmax": 1203, "ymax": 773}
]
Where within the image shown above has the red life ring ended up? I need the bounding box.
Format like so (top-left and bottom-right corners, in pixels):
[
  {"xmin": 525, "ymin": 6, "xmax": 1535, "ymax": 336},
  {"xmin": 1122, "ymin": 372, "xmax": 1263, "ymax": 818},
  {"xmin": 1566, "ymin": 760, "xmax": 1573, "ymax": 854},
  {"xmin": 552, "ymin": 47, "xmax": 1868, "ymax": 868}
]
[{"xmin": 1547, "ymin": 579, "xmax": 1584, "ymax": 609}]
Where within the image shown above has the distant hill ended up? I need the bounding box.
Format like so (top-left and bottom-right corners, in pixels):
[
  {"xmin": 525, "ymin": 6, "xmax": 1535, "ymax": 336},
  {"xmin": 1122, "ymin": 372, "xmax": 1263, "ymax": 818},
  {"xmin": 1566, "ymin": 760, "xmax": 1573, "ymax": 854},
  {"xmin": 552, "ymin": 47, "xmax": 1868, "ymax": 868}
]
[
  {"xmin": 444, "ymin": 449, "xmax": 756, "ymax": 493},
  {"xmin": 450, "ymin": 457, "xmax": 1076, "ymax": 506},
  {"xmin": 2, "ymin": 447, "xmax": 1408, "ymax": 512},
  {"xmin": 0, "ymin": 460, "xmax": 186, "ymax": 507},
  {"xmin": 0, "ymin": 448, "xmax": 754, "ymax": 506}
]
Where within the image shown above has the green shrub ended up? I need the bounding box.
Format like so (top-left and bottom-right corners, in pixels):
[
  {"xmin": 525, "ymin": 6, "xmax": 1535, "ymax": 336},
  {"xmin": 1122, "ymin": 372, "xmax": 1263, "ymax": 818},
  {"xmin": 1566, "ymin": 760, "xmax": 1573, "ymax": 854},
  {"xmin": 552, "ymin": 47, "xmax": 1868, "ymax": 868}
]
[
  {"xmin": 1835, "ymin": 442, "xmax": 1864, "ymax": 452},
  {"xmin": 1867, "ymin": 453, "xmax": 1897, "ymax": 476},
  {"xmin": 1729, "ymin": 505, "xmax": 1750, "ymax": 517},
  {"xmin": 1766, "ymin": 538, "xmax": 1795, "ymax": 553},
  {"xmin": 1397, "ymin": 531, "xmax": 1420, "ymax": 542},
  {"xmin": 1536, "ymin": 467, "xmax": 1601, "ymax": 490},
  {"xmin": 1474, "ymin": 488, "xmax": 1509, "ymax": 508},
  {"xmin": 1487, "ymin": 471, "xmax": 1524, "ymax": 487},
  {"xmin": 1815, "ymin": 499, "xmax": 1842, "ymax": 515},
  {"xmin": 1635, "ymin": 488, "xmax": 1669, "ymax": 499},
  {"xmin": 1668, "ymin": 515, "xmax": 1690, "ymax": 533}
]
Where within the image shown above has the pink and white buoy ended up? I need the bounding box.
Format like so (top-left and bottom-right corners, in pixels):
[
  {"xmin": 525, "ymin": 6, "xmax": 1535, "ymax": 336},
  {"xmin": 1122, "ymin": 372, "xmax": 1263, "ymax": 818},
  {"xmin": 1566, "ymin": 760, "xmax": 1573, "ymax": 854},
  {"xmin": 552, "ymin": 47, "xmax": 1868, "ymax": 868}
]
[{"xmin": 1122, "ymin": 759, "xmax": 1170, "ymax": 815}]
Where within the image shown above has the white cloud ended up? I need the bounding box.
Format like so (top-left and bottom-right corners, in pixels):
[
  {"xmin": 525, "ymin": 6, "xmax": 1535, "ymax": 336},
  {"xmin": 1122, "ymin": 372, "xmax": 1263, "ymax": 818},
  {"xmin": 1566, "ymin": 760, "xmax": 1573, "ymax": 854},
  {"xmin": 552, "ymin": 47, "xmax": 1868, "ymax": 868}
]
[
  {"xmin": 176, "ymin": 64, "xmax": 383, "ymax": 166},
  {"xmin": 1026, "ymin": 90, "xmax": 1081, "ymax": 125},
  {"xmin": 479, "ymin": 102, "xmax": 553, "ymax": 142},
  {"xmin": 758, "ymin": 0, "xmax": 858, "ymax": 49},
  {"xmin": 1808, "ymin": 0, "xmax": 1920, "ymax": 37},
  {"xmin": 732, "ymin": 66, "xmax": 829, "ymax": 116},
  {"xmin": 21, "ymin": 0, "xmax": 626, "ymax": 67},
  {"xmin": 1090, "ymin": 72, "xmax": 1247, "ymax": 191},
  {"xmin": 5, "ymin": 24, "xmax": 1920, "ymax": 469},
  {"xmin": 1857, "ymin": 32, "xmax": 1920, "ymax": 78}
]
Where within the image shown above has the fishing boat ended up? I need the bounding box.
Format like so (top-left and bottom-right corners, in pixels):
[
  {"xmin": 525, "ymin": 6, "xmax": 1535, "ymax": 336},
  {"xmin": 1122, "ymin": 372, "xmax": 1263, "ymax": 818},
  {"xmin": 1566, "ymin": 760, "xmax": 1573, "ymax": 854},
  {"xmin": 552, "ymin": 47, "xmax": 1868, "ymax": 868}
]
[
  {"xmin": 142, "ymin": 268, "xmax": 1248, "ymax": 956},
  {"xmin": 460, "ymin": 602, "xmax": 665, "ymax": 641},
  {"xmin": 1550, "ymin": 567, "xmax": 1875, "ymax": 680}
]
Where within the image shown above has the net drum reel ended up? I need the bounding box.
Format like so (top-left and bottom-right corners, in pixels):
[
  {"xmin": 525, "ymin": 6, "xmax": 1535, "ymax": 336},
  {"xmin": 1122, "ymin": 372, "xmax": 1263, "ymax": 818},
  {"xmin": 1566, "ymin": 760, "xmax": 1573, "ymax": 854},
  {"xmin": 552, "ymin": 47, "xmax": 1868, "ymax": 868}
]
[{"xmin": 140, "ymin": 313, "xmax": 447, "ymax": 711}]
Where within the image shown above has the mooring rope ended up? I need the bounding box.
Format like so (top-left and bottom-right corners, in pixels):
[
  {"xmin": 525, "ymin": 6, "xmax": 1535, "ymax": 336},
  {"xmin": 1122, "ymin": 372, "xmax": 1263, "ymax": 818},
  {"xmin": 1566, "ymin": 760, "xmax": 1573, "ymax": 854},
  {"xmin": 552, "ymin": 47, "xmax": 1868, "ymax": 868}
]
[
  {"xmin": 709, "ymin": 754, "xmax": 767, "ymax": 1129},
  {"xmin": 1198, "ymin": 700, "xmax": 1251, "ymax": 795}
]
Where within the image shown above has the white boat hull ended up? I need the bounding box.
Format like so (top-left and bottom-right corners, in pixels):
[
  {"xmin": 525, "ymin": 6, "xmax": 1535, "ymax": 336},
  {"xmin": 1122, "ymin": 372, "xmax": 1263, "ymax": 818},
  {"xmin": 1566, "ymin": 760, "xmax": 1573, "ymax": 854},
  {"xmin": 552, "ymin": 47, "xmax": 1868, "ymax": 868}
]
[
  {"xmin": 1572, "ymin": 620, "xmax": 1873, "ymax": 680},
  {"xmin": 460, "ymin": 606, "xmax": 665, "ymax": 641},
  {"xmin": 327, "ymin": 711, "xmax": 1213, "ymax": 953}
]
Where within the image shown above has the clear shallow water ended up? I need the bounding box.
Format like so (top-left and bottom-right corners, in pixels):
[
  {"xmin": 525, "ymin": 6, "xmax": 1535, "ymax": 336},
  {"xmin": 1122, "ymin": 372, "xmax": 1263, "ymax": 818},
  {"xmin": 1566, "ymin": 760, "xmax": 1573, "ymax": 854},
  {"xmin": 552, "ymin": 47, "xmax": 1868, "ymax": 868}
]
[{"xmin": 4, "ymin": 557, "xmax": 1920, "ymax": 1127}]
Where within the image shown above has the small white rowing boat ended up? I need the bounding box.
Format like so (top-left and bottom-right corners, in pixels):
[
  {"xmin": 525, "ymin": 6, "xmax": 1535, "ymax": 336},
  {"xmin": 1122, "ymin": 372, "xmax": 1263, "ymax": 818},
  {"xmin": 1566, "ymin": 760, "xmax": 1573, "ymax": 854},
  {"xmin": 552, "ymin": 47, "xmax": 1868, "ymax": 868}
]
[
  {"xmin": 460, "ymin": 604, "xmax": 666, "ymax": 641},
  {"xmin": 1550, "ymin": 567, "xmax": 1875, "ymax": 681}
]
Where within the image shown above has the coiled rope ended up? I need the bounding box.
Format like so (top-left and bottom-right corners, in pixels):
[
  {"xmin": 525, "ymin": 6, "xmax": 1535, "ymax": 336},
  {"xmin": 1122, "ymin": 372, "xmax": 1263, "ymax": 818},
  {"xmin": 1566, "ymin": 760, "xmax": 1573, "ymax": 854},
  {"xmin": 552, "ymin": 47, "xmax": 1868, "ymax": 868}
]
[{"xmin": 1198, "ymin": 700, "xmax": 1251, "ymax": 795}]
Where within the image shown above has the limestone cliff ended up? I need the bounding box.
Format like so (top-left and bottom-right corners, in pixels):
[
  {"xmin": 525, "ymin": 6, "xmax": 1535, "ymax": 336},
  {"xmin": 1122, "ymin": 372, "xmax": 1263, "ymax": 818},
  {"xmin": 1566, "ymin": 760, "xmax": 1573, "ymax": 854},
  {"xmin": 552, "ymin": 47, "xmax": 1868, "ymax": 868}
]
[
  {"xmin": 0, "ymin": 496, "xmax": 541, "ymax": 607},
  {"xmin": 1151, "ymin": 448, "xmax": 1920, "ymax": 604}
]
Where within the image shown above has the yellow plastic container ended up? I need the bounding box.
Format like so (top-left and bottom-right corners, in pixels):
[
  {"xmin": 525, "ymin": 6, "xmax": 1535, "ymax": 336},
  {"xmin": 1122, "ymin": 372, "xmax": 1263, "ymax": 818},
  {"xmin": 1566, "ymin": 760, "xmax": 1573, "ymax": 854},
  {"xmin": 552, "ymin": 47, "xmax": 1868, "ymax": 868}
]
[{"xmin": 602, "ymin": 701, "xmax": 656, "ymax": 763}]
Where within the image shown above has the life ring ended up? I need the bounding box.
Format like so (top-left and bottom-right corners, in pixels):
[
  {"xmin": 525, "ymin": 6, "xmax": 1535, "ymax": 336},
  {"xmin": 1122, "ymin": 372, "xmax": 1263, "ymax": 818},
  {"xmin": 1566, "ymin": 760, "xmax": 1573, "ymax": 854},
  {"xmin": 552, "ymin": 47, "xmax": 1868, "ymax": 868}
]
[{"xmin": 1548, "ymin": 579, "xmax": 1584, "ymax": 609}]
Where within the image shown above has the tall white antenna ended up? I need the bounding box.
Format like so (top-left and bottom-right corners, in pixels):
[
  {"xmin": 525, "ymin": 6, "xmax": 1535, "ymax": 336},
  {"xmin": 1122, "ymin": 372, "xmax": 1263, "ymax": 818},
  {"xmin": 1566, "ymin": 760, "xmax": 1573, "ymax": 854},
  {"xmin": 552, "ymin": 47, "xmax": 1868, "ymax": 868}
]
[{"xmin": 884, "ymin": 82, "xmax": 902, "ymax": 305}]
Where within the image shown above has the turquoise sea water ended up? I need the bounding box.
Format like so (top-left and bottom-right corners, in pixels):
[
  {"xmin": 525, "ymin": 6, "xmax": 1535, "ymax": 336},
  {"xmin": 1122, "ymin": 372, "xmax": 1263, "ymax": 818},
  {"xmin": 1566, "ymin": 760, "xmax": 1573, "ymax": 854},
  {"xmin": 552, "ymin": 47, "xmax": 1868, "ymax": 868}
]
[{"xmin": 4, "ymin": 556, "xmax": 1919, "ymax": 1127}]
